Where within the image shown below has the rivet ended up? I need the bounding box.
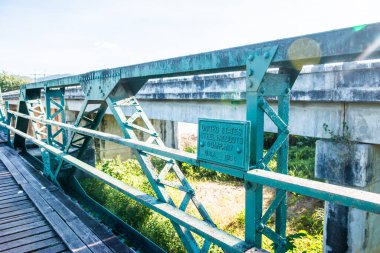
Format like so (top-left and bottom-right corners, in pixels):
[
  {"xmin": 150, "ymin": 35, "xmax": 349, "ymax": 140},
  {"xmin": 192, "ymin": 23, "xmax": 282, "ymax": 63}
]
[
  {"xmin": 200, "ymin": 142, "xmax": 205, "ymax": 147},
  {"xmin": 280, "ymin": 238, "xmax": 287, "ymax": 246},
  {"xmin": 248, "ymin": 69, "xmax": 254, "ymax": 76},
  {"xmin": 264, "ymin": 51, "xmax": 270, "ymax": 59},
  {"xmin": 156, "ymin": 178, "xmax": 161, "ymax": 183},
  {"xmin": 236, "ymin": 147, "xmax": 242, "ymax": 154},
  {"xmin": 248, "ymin": 55, "xmax": 254, "ymax": 61},
  {"xmin": 256, "ymin": 223, "xmax": 265, "ymax": 232},
  {"xmin": 260, "ymin": 87, "xmax": 265, "ymax": 94}
]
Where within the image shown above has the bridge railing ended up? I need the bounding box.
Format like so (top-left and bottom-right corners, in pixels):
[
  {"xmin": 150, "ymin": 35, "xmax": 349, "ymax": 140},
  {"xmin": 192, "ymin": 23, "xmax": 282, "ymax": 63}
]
[
  {"xmin": 2, "ymin": 108, "xmax": 380, "ymax": 252},
  {"xmin": 2, "ymin": 22, "xmax": 380, "ymax": 253}
]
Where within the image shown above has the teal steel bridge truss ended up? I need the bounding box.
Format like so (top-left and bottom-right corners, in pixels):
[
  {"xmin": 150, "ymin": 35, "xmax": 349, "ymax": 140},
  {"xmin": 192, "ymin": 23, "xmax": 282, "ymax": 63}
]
[{"xmin": 1, "ymin": 23, "xmax": 380, "ymax": 252}]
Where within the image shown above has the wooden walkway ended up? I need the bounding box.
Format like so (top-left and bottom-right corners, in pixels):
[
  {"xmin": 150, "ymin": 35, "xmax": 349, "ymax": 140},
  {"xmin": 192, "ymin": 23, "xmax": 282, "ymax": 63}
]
[{"xmin": 0, "ymin": 144, "xmax": 134, "ymax": 253}]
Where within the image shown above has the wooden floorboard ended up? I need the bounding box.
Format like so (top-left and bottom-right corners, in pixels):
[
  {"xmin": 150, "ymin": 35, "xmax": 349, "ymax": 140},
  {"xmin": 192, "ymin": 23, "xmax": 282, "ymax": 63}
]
[
  {"xmin": 0, "ymin": 145, "xmax": 134, "ymax": 253},
  {"xmin": 2, "ymin": 237, "xmax": 63, "ymax": 253},
  {"xmin": 0, "ymin": 148, "xmax": 69, "ymax": 253},
  {"xmin": 0, "ymin": 211, "xmax": 40, "ymax": 225}
]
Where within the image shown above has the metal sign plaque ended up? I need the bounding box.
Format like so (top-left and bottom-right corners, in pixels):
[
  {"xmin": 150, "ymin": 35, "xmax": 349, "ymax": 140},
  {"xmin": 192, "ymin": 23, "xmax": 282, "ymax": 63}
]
[{"xmin": 197, "ymin": 119, "xmax": 250, "ymax": 170}]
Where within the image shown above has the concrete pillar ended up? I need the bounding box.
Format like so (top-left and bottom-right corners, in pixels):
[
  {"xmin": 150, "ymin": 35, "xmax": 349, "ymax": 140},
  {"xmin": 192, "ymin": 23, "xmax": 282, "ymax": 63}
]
[
  {"xmin": 94, "ymin": 115, "xmax": 179, "ymax": 160},
  {"xmin": 315, "ymin": 140, "xmax": 380, "ymax": 253}
]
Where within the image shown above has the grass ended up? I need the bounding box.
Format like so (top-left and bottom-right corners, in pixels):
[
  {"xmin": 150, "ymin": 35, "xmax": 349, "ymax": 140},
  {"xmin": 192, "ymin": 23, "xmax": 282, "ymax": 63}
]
[{"xmin": 80, "ymin": 134, "xmax": 323, "ymax": 252}]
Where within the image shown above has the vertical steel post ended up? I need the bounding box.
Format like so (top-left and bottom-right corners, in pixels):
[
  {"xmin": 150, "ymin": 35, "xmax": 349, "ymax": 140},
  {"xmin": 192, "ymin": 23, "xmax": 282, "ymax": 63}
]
[
  {"xmin": 244, "ymin": 47, "xmax": 278, "ymax": 247},
  {"xmin": 46, "ymin": 87, "xmax": 67, "ymax": 150},
  {"xmin": 245, "ymin": 58, "xmax": 264, "ymax": 247},
  {"xmin": 274, "ymin": 87, "xmax": 290, "ymax": 251}
]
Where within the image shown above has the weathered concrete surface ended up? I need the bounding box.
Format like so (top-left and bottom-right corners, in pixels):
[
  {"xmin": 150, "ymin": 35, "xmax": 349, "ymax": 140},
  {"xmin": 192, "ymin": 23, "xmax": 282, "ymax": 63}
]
[
  {"xmin": 316, "ymin": 140, "xmax": 380, "ymax": 253},
  {"xmin": 93, "ymin": 115, "xmax": 178, "ymax": 160}
]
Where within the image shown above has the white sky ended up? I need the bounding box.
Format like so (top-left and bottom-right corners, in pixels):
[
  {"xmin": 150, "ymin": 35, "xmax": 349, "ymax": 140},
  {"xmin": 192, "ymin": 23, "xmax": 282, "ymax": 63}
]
[{"xmin": 0, "ymin": 0, "xmax": 379, "ymax": 77}]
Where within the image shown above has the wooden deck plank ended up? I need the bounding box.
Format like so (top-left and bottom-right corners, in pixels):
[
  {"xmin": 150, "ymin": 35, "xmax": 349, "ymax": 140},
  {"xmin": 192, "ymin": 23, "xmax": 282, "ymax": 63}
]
[
  {"xmin": 0, "ymin": 212, "xmax": 40, "ymax": 225},
  {"xmin": 33, "ymin": 243, "xmax": 68, "ymax": 253},
  {"xmin": 0, "ymin": 199, "xmax": 30, "ymax": 210},
  {"xmin": 21, "ymin": 184, "xmax": 92, "ymax": 253},
  {"xmin": 0, "ymin": 207, "xmax": 37, "ymax": 220},
  {"xmin": 0, "ymin": 196, "xmax": 29, "ymax": 206},
  {"xmin": 0, "ymin": 146, "xmax": 133, "ymax": 253},
  {"xmin": 0, "ymin": 181, "xmax": 17, "ymax": 188},
  {"xmin": 2, "ymin": 237, "xmax": 62, "ymax": 253},
  {"xmin": 0, "ymin": 231, "xmax": 56, "ymax": 251},
  {"xmin": 0, "ymin": 185, "xmax": 20, "ymax": 192},
  {"xmin": 0, "ymin": 225, "xmax": 51, "ymax": 244},
  {"xmin": 0, "ymin": 178, "xmax": 15, "ymax": 184},
  {"xmin": 4, "ymin": 150, "xmax": 116, "ymax": 253},
  {"xmin": 0, "ymin": 203, "xmax": 33, "ymax": 215},
  {"xmin": 0, "ymin": 193, "xmax": 26, "ymax": 202},
  {"xmin": 51, "ymin": 189, "xmax": 135, "ymax": 253},
  {"xmin": 0, "ymin": 188, "xmax": 21, "ymax": 197},
  {"xmin": 0, "ymin": 216, "xmax": 44, "ymax": 231},
  {"xmin": 0, "ymin": 220, "xmax": 48, "ymax": 237},
  {"xmin": 0, "ymin": 149, "xmax": 68, "ymax": 252}
]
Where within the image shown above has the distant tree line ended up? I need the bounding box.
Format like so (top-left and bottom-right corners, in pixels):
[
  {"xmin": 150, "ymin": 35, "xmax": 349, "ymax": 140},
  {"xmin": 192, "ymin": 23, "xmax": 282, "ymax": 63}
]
[{"xmin": 0, "ymin": 71, "xmax": 30, "ymax": 92}]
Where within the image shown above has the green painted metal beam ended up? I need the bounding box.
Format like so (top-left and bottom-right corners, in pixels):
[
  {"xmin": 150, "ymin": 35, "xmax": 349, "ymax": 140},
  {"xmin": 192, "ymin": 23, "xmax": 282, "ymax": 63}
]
[
  {"xmin": 21, "ymin": 22, "xmax": 380, "ymax": 90},
  {"xmin": 246, "ymin": 169, "xmax": 380, "ymax": 214},
  {"xmin": 0, "ymin": 121, "xmax": 267, "ymax": 253}
]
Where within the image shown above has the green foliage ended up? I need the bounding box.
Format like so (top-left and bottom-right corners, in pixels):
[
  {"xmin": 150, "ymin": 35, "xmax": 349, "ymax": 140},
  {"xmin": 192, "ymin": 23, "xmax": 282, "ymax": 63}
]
[
  {"xmin": 140, "ymin": 213, "xmax": 185, "ymax": 253},
  {"xmin": 81, "ymin": 136, "xmax": 322, "ymax": 253},
  {"xmin": 179, "ymin": 145, "xmax": 239, "ymax": 182},
  {"xmin": 323, "ymin": 122, "xmax": 351, "ymax": 142},
  {"xmin": 289, "ymin": 203, "xmax": 324, "ymax": 236},
  {"xmin": 224, "ymin": 210, "xmax": 322, "ymax": 253},
  {"xmin": 288, "ymin": 145, "xmax": 315, "ymax": 180},
  {"xmin": 278, "ymin": 231, "xmax": 307, "ymax": 252},
  {"xmin": 0, "ymin": 71, "xmax": 30, "ymax": 92},
  {"xmin": 81, "ymin": 157, "xmax": 154, "ymax": 228},
  {"xmin": 81, "ymin": 157, "xmax": 187, "ymax": 252}
]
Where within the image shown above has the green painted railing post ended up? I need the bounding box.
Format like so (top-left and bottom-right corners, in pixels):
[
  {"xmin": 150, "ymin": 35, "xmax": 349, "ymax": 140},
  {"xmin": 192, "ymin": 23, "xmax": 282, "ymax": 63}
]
[
  {"xmin": 274, "ymin": 77, "xmax": 290, "ymax": 252},
  {"xmin": 244, "ymin": 47, "xmax": 278, "ymax": 247}
]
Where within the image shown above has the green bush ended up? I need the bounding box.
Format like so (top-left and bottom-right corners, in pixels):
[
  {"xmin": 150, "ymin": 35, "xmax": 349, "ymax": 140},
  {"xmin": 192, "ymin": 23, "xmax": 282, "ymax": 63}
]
[
  {"xmin": 80, "ymin": 135, "xmax": 321, "ymax": 253},
  {"xmin": 288, "ymin": 145, "xmax": 316, "ymax": 180}
]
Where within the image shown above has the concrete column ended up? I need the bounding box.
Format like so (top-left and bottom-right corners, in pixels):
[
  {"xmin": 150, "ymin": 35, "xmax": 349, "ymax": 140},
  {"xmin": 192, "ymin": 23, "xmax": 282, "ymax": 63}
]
[
  {"xmin": 94, "ymin": 115, "xmax": 179, "ymax": 160},
  {"xmin": 315, "ymin": 140, "xmax": 380, "ymax": 253}
]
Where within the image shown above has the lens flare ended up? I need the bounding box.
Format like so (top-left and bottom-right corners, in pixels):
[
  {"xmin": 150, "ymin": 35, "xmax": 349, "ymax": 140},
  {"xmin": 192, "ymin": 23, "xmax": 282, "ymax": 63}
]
[
  {"xmin": 352, "ymin": 24, "xmax": 367, "ymax": 32},
  {"xmin": 287, "ymin": 38, "xmax": 322, "ymax": 71},
  {"xmin": 357, "ymin": 34, "xmax": 380, "ymax": 61}
]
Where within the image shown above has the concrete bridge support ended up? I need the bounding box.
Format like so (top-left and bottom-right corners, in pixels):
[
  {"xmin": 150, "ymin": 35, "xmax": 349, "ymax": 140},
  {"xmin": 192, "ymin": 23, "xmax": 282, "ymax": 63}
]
[
  {"xmin": 93, "ymin": 114, "xmax": 178, "ymax": 160},
  {"xmin": 316, "ymin": 140, "xmax": 380, "ymax": 253}
]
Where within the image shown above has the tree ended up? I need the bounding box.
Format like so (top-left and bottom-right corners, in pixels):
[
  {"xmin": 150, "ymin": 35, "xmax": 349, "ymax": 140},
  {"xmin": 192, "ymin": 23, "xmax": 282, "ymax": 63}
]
[{"xmin": 0, "ymin": 71, "xmax": 30, "ymax": 92}]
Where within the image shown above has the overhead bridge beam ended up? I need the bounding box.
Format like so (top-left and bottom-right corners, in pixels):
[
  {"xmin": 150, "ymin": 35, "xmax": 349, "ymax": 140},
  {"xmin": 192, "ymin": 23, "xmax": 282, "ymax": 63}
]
[{"xmin": 22, "ymin": 23, "xmax": 380, "ymax": 90}]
